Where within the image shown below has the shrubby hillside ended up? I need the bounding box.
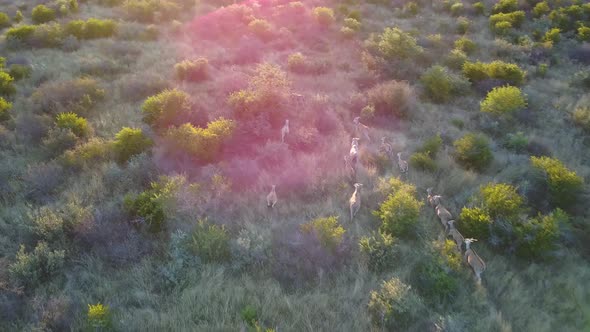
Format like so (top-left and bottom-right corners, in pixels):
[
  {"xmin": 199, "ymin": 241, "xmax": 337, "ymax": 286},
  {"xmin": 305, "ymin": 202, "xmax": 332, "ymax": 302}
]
[{"xmin": 0, "ymin": 0, "xmax": 589, "ymax": 331}]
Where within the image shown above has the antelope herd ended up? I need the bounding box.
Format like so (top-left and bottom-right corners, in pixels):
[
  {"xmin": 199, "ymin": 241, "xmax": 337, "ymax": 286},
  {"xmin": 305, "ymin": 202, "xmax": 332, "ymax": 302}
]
[{"xmin": 265, "ymin": 115, "xmax": 486, "ymax": 284}]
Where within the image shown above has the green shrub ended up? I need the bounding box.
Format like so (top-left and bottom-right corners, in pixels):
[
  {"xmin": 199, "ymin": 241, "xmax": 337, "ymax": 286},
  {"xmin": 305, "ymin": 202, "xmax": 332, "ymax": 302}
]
[
  {"xmin": 533, "ymin": 1, "xmax": 550, "ymax": 17},
  {"xmin": 0, "ymin": 12, "xmax": 10, "ymax": 28},
  {"xmin": 56, "ymin": 112, "xmax": 89, "ymax": 137},
  {"xmin": 504, "ymin": 131, "xmax": 528, "ymax": 152},
  {"xmin": 175, "ymin": 58, "xmax": 209, "ymax": 82},
  {"xmin": 0, "ymin": 97, "xmax": 12, "ymax": 122},
  {"xmin": 61, "ymin": 138, "xmax": 113, "ymax": 169},
  {"xmin": 6, "ymin": 25, "xmax": 37, "ymax": 41},
  {"xmin": 479, "ymin": 183, "xmax": 523, "ymax": 219},
  {"xmin": 417, "ymin": 134, "xmax": 443, "ymax": 157},
  {"xmin": 82, "ymin": 18, "xmax": 118, "ymax": 39},
  {"xmin": 421, "ymin": 65, "xmax": 462, "ymax": 103},
  {"xmin": 377, "ymin": 27, "xmax": 423, "ymax": 60},
  {"xmin": 344, "ymin": 17, "xmax": 361, "ymax": 31},
  {"xmin": 531, "ymin": 156, "xmax": 583, "ymax": 208},
  {"xmin": 374, "ymin": 182, "xmax": 423, "ymax": 237},
  {"xmin": 359, "ymin": 231, "xmax": 396, "ymax": 273},
  {"xmin": 87, "ymin": 303, "xmax": 112, "ymax": 330},
  {"xmin": 14, "ymin": 10, "xmax": 23, "ymax": 24},
  {"xmin": 537, "ymin": 63, "xmax": 548, "ymax": 77},
  {"xmin": 241, "ymin": 305, "xmax": 259, "ymax": 327},
  {"xmin": 367, "ymin": 80, "xmax": 415, "ymax": 118},
  {"xmin": 578, "ymin": 26, "xmax": 590, "ymax": 41},
  {"xmin": 32, "ymin": 77, "xmax": 105, "ymax": 114},
  {"xmin": 313, "ymin": 7, "xmax": 335, "ymax": 27},
  {"xmin": 301, "ymin": 216, "xmax": 346, "ymax": 251},
  {"xmin": 9, "ymin": 64, "xmax": 32, "ymax": 80},
  {"xmin": 377, "ymin": 176, "xmax": 416, "ymax": 197},
  {"xmin": 489, "ymin": 11, "xmax": 525, "ymax": 28},
  {"xmin": 30, "ymin": 23, "xmax": 64, "ymax": 48},
  {"xmin": 9, "ymin": 242, "xmax": 65, "ymax": 288},
  {"xmin": 0, "ymin": 71, "xmax": 15, "ymax": 96},
  {"xmin": 473, "ymin": 2, "xmax": 485, "ymax": 15},
  {"xmin": 113, "ymin": 127, "xmax": 153, "ymax": 163},
  {"xmin": 445, "ymin": 49, "xmax": 468, "ymax": 70},
  {"xmin": 142, "ymin": 89, "xmax": 191, "ymax": 128},
  {"xmin": 368, "ymin": 278, "xmax": 424, "ymax": 331},
  {"xmin": 463, "ymin": 60, "xmax": 526, "ymax": 85},
  {"xmin": 248, "ymin": 18, "xmax": 272, "ymax": 40},
  {"xmin": 543, "ymin": 28, "xmax": 561, "ymax": 44},
  {"xmin": 515, "ymin": 209, "xmax": 566, "ymax": 259},
  {"xmin": 459, "ymin": 206, "xmax": 492, "ymax": 239},
  {"xmin": 450, "ymin": 2, "xmax": 464, "ymax": 16},
  {"xmin": 189, "ymin": 219, "xmax": 231, "ymax": 263},
  {"xmin": 454, "ymin": 36, "xmax": 476, "ymax": 54},
  {"xmin": 493, "ymin": 0, "xmax": 518, "ymax": 14},
  {"xmin": 124, "ymin": 189, "xmax": 166, "ymax": 233},
  {"xmin": 412, "ymin": 259, "xmax": 458, "ymax": 303},
  {"xmin": 409, "ymin": 152, "xmax": 437, "ymax": 171},
  {"xmin": 457, "ymin": 17, "xmax": 470, "ymax": 34},
  {"xmin": 32, "ymin": 5, "xmax": 56, "ymax": 24},
  {"xmin": 573, "ymin": 107, "xmax": 590, "ymax": 131},
  {"xmin": 481, "ymin": 85, "xmax": 527, "ymax": 116},
  {"xmin": 164, "ymin": 119, "xmax": 235, "ymax": 162},
  {"xmin": 453, "ymin": 133, "xmax": 493, "ymax": 171}
]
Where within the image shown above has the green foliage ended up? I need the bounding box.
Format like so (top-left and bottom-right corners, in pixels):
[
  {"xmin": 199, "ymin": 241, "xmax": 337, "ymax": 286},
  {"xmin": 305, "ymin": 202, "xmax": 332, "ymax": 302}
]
[
  {"xmin": 32, "ymin": 5, "xmax": 56, "ymax": 24},
  {"xmin": 0, "ymin": 12, "xmax": 10, "ymax": 28},
  {"xmin": 0, "ymin": 97, "xmax": 12, "ymax": 122},
  {"xmin": 473, "ymin": 2, "xmax": 485, "ymax": 15},
  {"xmin": 344, "ymin": 18, "xmax": 361, "ymax": 31},
  {"xmin": 241, "ymin": 305, "xmax": 259, "ymax": 327},
  {"xmin": 175, "ymin": 58, "xmax": 209, "ymax": 82},
  {"xmin": 123, "ymin": 0, "xmax": 182, "ymax": 22},
  {"xmin": 9, "ymin": 242, "xmax": 65, "ymax": 288},
  {"xmin": 6, "ymin": 25, "xmax": 36, "ymax": 41},
  {"xmin": 454, "ymin": 36, "xmax": 476, "ymax": 54},
  {"xmin": 124, "ymin": 189, "xmax": 166, "ymax": 233},
  {"xmin": 33, "ymin": 77, "xmax": 105, "ymax": 114},
  {"xmin": 489, "ymin": 11, "xmax": 525, "ymax": 29},
  {"xmin": 439, "ymin": 239, "xmax": 462, "ymax": 271},
  {"xmin": 359, "ymin": 231, "xmax": 396, "ymax": 273},
  {"xmin": 164, "ymin": 119, "xmax": 235, "ymax": 163},
  {"xmin": 368, "ymin": 278, "xmax": 424, "ymax": 331},
  {"xmin": 543, "ymin": 28, "xmax": 561, "ymax": 44},
  {"xmin": 412, "ymin": 258, "xmax": 458, "ymax": 304},
  {"xmin": 479, "ymin": 183, "xmax": 523, "ymax": 219},
  {"xmin": 445, "ymin": 49, "xmax": 468, "ymax": 70},
  {"xmin": 374, "ymin": 181, "xmax": 423, "ymax": 237},
  {"xmin": 533, "ymin": 1, "xmax": 550, "ymax": 17},
  {"xmin": 87, "ymin": 303, "xmax": 112, "ymax": 330},
  {"xmin": 417, "ymin": 134, "xmax": 443, "ymax": 157},
  {"xmin": 463, "ymin": 60, "xmax": 526, "ymax": 85},
  {"xmin": 531, "ymin": 156, "xmax": 583, "ymax": 208},
  {"xmin": 313, "ymin": 7, "xmax": 335, "ymax": 27},
  {"xmin": 480, "ymin": 85, "xmax": 527, "ymax": 116},
  {"xmin": 366, "ymin": 80, "xmax": 415, "ymax": 118},
  {"xmin": 504, "ymin": 131, "xmax": 528, "ymax": 153},
  {"xmin": 578, "ymin": 26, "xmax": 590, "ymax": 41},
  {"xmin": 301, "ymin": 216, "xmax": 346, "ymax": 251},
  {"xmin": 450, "ymin": 2, "xmax": 464, "ymax": 16},
  {"xmin": 493, "ymin": 0, "xmax": 518, "ymax": 14},
  {"xmin": 14, "ymin": 10, "xmax": 23, "ymax": 24},
  {"xmin": 113, "ymin": 127, "xmax": 153, "ymax": 163},
  {"xmin": 420, "ymin": 65, "xmax": 466, "ymax": 103},
  {"xmin": 56, "ymin": 112, "xmax": 89, "ymax": 137},
  {"xmin": 142, "ymin": 89, "xmax": 191, "ymax": 128},
  {"xmin": 0, "ymin": 71, "xmax": 15, "ymax": 96},
  {"xmin": 61, "ymin": 138, "xmax": 113, "ymax": 169},
  {"xmin": 189, "ymin": 219, "xmax": 231, "ymax": 263},
  {"xmin": 457, "ymin": 17, "xmax": 470, "ymax": 34},
  {"xmin": 515, "ymin": 209, "xmax": 566, "ymax": 259},
  {"xmin": 410, "ymin": 152, "xmax": 437, "ymax": 171},
  {"xmin": 377, "ymin": 27, "xmax": 423, "ymax": 60},
  {"xmin": 459, "ymin": 206, "xmax": 492, "ymax": 239},
  {"xmin": 573, "ymin": 106, "xmax": 590, "ymax": 131},
  {"xmin": 453, "ymin": 133, "xmax": 493, "ymax": 171},
  {"xmin": 9, "ymin": 64, "xmax": 32, "ymax": 80},
  {"xmin": 65, "ymin": 18, "xmax": 117, "ymax": 39}
]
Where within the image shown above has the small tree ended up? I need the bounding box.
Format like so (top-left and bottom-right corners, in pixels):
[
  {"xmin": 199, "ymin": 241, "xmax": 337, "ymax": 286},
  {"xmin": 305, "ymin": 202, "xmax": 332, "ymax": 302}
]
[
  {"xmin": 175, "ymin": 58, "xmax": 209, "ymax": 81},
  {"xmin": 55, "ymin": 112, "xmax": 89, "ymax": 137},
  {"xmin": 189, "ymin": 219, "xmax": 231, "ymax": 263},
  {"xmin": 359, "ymin": 231, "xmax": 396, "ymax": 273},
  {"xmin": 459, "ymin": 207, "xmax": 492, "ymax": 240},
  {"xmin": 516, "ymin": 209, "xmax": 566, "ymax": 259},
  {"xmin": 164, "ymin": 119, "xmax": 235, "ymax": 162},
  {"xmin": 113, "ymin": 127, "xmax": 153, "ymax": 163},
  {"xmin": 453, "ymin": 133, "xmax": 493, "ymax": 171},
  {"xmin": 142, "ymin": 89, "xmax": 191, "ymax": 128},
  {"xmin": 378, "ymin": 27, "xmax": 423, "ymax": 60},
  {"xmin": 312, "ymin": 7, "xmax": 335, "ymax": 27},
  {"xmin": 0, "ymin": 12, "xmax": 10, "ymax": 28},
  {"xmin": 301, "ymin": 216, "xmax": 346, "ymax": 252},
  {"xmin": 531, "ymin": 156, "xmax": 583, "ymax": 208},
  {"xmin": 420, "ymin": 65, "xmax": 454, "ymax": 103},
  {"xmin": 375, "ymin": 182, "xmax": 423, "ymax": 237},
  {"xmin": 0, "ymin": 71, "xmax": 15, "ymax": 96},
  {"xmin": 14, "ymin": 10, "xmax": 23, "ymax": 24},
  {"xmin": 32, "ymin": 5, "xmax": 56, "ymax": 24},
  {"xmin": 479, "ymin": 183, "xmax": 523, "ymax": 219},
  {"xmin": 124, "ymin": 189, "xmax": 166, "ymax": 233},
  {"xmin": 368, "ymin": 278, "xmax": 424, "ymax": 330},
  {"xmin": 0, "ymin": 97, "xmax": 12, "ymax": 122},
  {"xmin": 8, "ymin": 242, "xmax": 65, "ymax": 288}
]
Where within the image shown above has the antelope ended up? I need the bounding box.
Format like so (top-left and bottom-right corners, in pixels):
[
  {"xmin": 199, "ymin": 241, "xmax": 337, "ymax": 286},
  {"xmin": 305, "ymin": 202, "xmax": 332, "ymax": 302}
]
[
  {"xmin": 349, "ymin": 137, "xmax": 360, "ymax": 165},
  {"xmin": 281, "ymin": 119, "xmax": 289, "ymax": 143},
  {"xmin": 464, "ymin": 238, "xmax": 486, "ymax": 285},
  {"xmin": 379, "ymin": 137, "xmax": 393, "ymax": 158},
  {"xmin": 435, "ymin": 204, "xmax": 452, "ymax": 231},
  {"xmin": 349, "ymin": 183, "xmax": 363, "ymax": 221},
  {"xmin": 447, "ymin": 220, "xmax": 465, "ymax": 252},
  {"xmin": 397, "ymin": 152, "xmax": 408, "ymax": 174},
  {"xmin": 426, "ymin": 188, "xmax": 442, "ymax": 209},
  {"xmin": 266, "ymin": 185, "xmax": 277, "ymax": 208},
  {"xmin": 344, "ymin": 155, "xmax": 356, "ymax": 179},
  {"xmin": 353, "ymin": 117, "xmax": 371, "ymax": 143}
]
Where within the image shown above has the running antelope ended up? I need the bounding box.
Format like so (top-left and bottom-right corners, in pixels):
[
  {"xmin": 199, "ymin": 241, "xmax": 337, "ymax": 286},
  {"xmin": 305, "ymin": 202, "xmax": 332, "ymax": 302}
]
[
  {"xmin": 397, "ymin": 152, "xmax": 408, "ymax": 173},
  {"xmin": 349, "ymin": 183, "xmax": 363, "ymax": 221},
  {"xmin": 349, "ymin": 138, "xmax": 360, "ymax": 165},
  {"xmin": 281, "ymin": 119, "xmax": 289, "ymax": 143},
  {"xmin": 464, "ymin": 238, "xmax": 486, "ymax": 285},
  {"xmin": 435, "ymin": 204, "xmax": 452, "ymax": 231},
  {"xmin": 447, "ymin": 220, "xmax": 465, "ymax": 252},
  {"xmin": 380, "ymin": 137, "xmax": 394, "ymax": 158},
  {"xmin": 353, "ymin": 117, "xmax": 371, "ymax": 143},
  {"xmin": 426, "ymin": 188, "xmax": 442, "ymax": 209},
  {"xmin": 266, "ymin": 185, "xmax": 277, "ymax": 208}
]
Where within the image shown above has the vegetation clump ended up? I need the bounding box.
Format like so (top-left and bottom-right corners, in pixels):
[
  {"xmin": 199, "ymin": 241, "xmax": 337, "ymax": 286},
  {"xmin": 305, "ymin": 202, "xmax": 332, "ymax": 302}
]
[
  {"xmin": 0, "ymin": 96, "xmax": 12, "ymax": 122},
  {"xmin": 480, "ymin": 85, "xmax": 527, "ymax": 116},
  {"xmin": 531, "ymin": 156, "xmax": 583, "ymax": 208},
  {"xmin": 189, "ymin": 219, "xmax": 231, "ymax": 263},
  {"xmin": 374, "ymin": 179, "xmax": 423, "ymax": 237},
  {"xmin": 453, "ymin": 133, "xmax": 493, "ymax": 171},
  {"xmin": 142, "ymin": 89, "xmax": 191, "ymax": 128},
  {"xmin": 377, "ymin": 27, "xmax": 423, "ymax": 60},
  {"xmin": 32, "ymin": 5, "xmax": 56, "ymax": 24},
  {"xmin": 87, "ymin": 303, "xmax": 112, "ymax": 330},
  {"xmin": 55, "ymin": 112, "xmax": 89, "ymax": 137},
  {"xmin": 359, "ymin": 231, "xmax": 396, "ymax": 273},
  {"xmin": 463, "ymin": 60, "xmax": 526, "ymax": 86},
  {"xmin": 9, "ymin": 242, "xmax": 65, "ymax": 288},
  {"xmin": 175, "ymin": 58, "xmax": 209, "ymax": 81},
  {"xmin": 312, "ymin": 7, "xmax": 335, "ymax": 27},
  {"xmin": 113, "ymin": 127, "xmax": 153, "ymax": 163},
  {"xmin": 368, "ymin": 278, "xmax": 424, "ymax": 331},
  {"xmin": 164, "ymin": 119, "xmax": 235, "ymax": 162}
]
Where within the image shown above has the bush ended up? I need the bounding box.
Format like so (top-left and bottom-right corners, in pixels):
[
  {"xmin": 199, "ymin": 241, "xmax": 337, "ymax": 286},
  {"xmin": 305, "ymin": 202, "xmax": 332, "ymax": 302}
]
[
  {"xmin": 32, "ymin": 5, "xmax": 56, "ymax": 24},
  {"xmin": 479, "ymin": 183, "xmax": 523, "ymax": 219},
  {"xmin": 453, "ymin": 133, "xmax": 493, "ymax": 171},
  {"xmin": 412, "ymin": 259, "xmax": 458, "ymax": 304},
  {"xmin": 287, "ymin": 52, "xmax": 307, "ymax": 73},
  {"xmin": 300, "ymin": 216, "xmax": 346, "ymax": 252},
  {"xmin": 473, "ymin": 2, "xmax": 485, "ymax": 15},
  {"xmin": 142, "ymin": 89, "xmax": 191, "ymax": 128},
  {"xmin": 504, "ymin": 131, "xmax": 528, "ymax": 153},
  {"xmin": 55, "ymin": 112, "xmax": 89, "ymax": 137},
  {"xmin": 489, "ymin": 11, "xmax": 525, "ymax": 29},
  {"xmin": 543, "ymin": 28, "xmax": 561, "ymax": 44},
  {"xmin": 457, "ymin": 17, "xmax": 470, "ymax": 34},
  {"xmin": 493, "ymin": 0, "xmax": 518, "ymax": 14},
  {"xmin": 533, "ymin": 1, "xmax": 550, "ymax": 17},
  {"xmin": 189, "ymin": 219, "xmax": 231, "ymax": 263},
  {"xmin": 420, "ymin": 65, "xmax": 467, "ymax": 103},
  {"xmin": 573, "ymin": 106, "xmax": 590, "ymax": 131},
  {"xmin": 445, "ymin": 49, "xmax": 468, "ymax": 70},
  {"xmin": 124, "ymin": 189, "xmax": 166, "ymax": 233},
  {"xmin": 417, "ymin": 134, "xmax": 443, "ymax": 157},
  {"xmin": 0, "ymin": 12, "xmax": 10, "ymax": 28},
  {"xmin": 9, "ymin": 64, "xmax": 31, "ymax": 80},
  {"xmin": 65, "ymin": 19, "xmax": 117, "ymax": 39},
  {"xmin": 374, "ymin": 182, "xmax": 423, "ymax": 237},
  {"xmin": 164, "ymin": 119, "xmax": 235, "ymax": 162},
  {"xmin": 515, "ymin": 209, "xmax": 566, "ymax": 259},
  {"xmin": 578, "ymin": 26, "xmax": 590, "ymax": 42},
  {"xmin": 313, "ymin": 7, "xmax": 335, "ymax": 27},
  {"xmin": 14, "ymin": 10, "xmax": 23, "ymax": 23},
  {"xmin": 531, "ymin": 156, "xmax": 583, "ymax": 208},
  {"xmin": 343, "ymin": 17, "xmax": 361, "ymax": 31},
  {"xmin": 248, "ymin": 19, "xmax": 272, "ymax": 40},
  {"xmin": 410, "ymin": 151, "xmax": 437, "ymax": 171},
  {"xmin": 368, "ymin": 278, "xmax": 424, "ymax": 331},
  {"xmin": 459, "ymin": 206, "xmax": 492, "ymax": 239},
  {"xmin": 359, "ymin": 231, "xmax": 396, "ymax": 273},
  {"xmin": 450, "ymin": 3, "xmax": 464, "ymax": 16},
  {"xmin": 32, "ymin": 77, "xmax": 105, "ymax": 114},
  {"xmin": 454, "ymin": 36, "xmax": 476, "ymax": 54},
  {"xmin": 0, "ymin": 71, "xmax": 15, "ymax": 96},
  {"xmin": 378, "ymin": 27, "xmax": 423, "ymax": 60},
  {"xmin": 0, "ymin": 97, "xmax": 12, "ymax": 122},
  {"xmin": 175, "ymin": 58, "xmax": 209, "ymax": 82},
  {"xmin": 6, "ymin": 25, "xmax": 36, "ymax": 41},
  {"xmin": 113, "ymin": 127, "xmax": 153, "ymax": 163},
  {"xmin": 61, "ymin": 138, "xmax": 113, "ymax": 169},
  {"xmin": 480, "ymin": 85, "xmax": 527, "ymax": 116},
  {"xmin": 463, "ymin": 61, "xmax": 526, "ymax": 86},
  {"xmin": 87, "ymin": 303, "xmax": 112, "ymax": 330},
  {"xmin": 367, "ymin": 80, "xmax": 415, "ymax": 118},
  {"xmin": 9, "ymin": 242, "xmax": 65, "ymax": 288}
]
